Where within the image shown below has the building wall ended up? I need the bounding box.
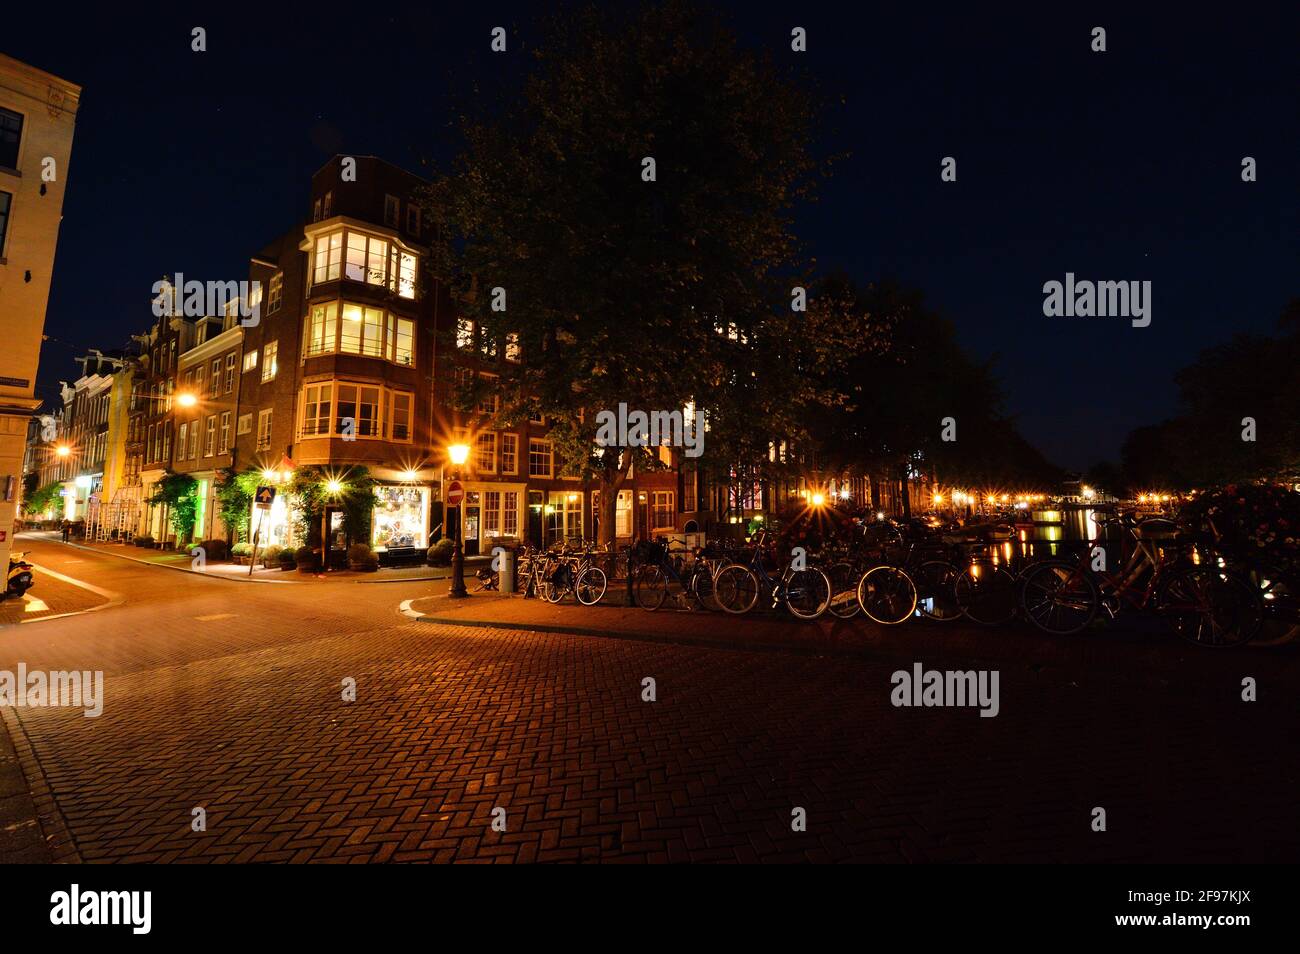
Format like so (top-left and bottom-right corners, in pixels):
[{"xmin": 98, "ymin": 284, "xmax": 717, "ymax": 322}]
[{"xmin": 0, "ymin": 55, "xmax": 79, "ymax": 565}]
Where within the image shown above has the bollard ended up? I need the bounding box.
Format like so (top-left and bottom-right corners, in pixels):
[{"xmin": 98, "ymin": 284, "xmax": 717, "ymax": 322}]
[{"xmin": 500, "ymin": 547, "xmax": 515, "ymax": 594}]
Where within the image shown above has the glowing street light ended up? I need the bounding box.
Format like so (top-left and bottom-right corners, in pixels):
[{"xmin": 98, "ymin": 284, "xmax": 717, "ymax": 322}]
[
  {"xmin": 176, "ymin": 392, "xmax": 198, "ymax": 408},
  {"xmin": 55, "ymin": 444, "xmax": 71, "ymax": 458},
  {"xmin": 811, "ymin": 492, "xmax": 825, "ymax": 507},
  {"xmin": 325, "ymin": 479, "xmax": 344, "ymax": 495},
  {"xmin": 446, "ymin": 443, "xmax": 470, "ymax": 598}
]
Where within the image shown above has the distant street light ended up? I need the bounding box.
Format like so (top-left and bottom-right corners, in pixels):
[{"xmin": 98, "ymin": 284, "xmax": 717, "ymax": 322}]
[{"xmin": 176, "ymin": 392, "xmax": 198, "ymax": 408}]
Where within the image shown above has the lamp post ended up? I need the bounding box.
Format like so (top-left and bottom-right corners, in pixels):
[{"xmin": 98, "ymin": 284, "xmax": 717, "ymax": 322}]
[{"xmin": 447, "ymin": 443, "xmax": 469, "ymax": 598}]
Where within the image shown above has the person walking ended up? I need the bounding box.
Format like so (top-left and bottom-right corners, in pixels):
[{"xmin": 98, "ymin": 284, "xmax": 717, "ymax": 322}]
[{"xmin": 61, "ymin": 519, "xmax": 70, "ymax": 542}]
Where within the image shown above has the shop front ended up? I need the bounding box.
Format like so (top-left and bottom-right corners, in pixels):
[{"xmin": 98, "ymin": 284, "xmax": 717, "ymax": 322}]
[
  {"xmin": 371, "ymin": 483, "xmax": 430, "ymax": 557},
  {"xmin": 248, "ymin": 489, "xmax": 294, "ymax": 551}
]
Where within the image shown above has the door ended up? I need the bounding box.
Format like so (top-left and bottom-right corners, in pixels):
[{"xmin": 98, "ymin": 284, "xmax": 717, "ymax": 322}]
[
  {"xmin": 464, "ymin": 505, "xmax": 480, "ymax": 556},
  {"xmin": 325, "ymin": 508, "xmax": 347, "ymax": 568},
  {"xmin": 527, "ymin": 491, "xmax": 543, "ymax": 548}
]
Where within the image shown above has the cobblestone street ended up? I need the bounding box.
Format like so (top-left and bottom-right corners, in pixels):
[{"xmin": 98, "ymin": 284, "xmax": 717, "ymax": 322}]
[{"xmin": 1, "ymin": 536, "xmax": 1296, "ymax": 863}]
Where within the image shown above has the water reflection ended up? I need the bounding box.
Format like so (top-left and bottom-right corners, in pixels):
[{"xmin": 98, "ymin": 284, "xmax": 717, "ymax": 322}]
[{"xmin": 1002, "ymin": 506, "xmax": 1118, "ymax": 565}]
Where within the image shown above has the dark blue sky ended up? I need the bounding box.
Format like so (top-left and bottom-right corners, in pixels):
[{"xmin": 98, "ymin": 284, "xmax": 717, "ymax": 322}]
[{"xmin": 8, "ymin": 4, "xmax": 1297, "ymax": 470}]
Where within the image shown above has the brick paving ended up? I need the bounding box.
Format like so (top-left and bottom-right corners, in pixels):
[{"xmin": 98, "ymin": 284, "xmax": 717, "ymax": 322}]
[{"xmin": 0, "ymin": 536, "xmax": 1296, "ymax": 863}]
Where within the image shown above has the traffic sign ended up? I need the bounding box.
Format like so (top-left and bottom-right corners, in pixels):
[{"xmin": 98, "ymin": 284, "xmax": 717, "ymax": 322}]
[
  {"xmin": 446, "ymin": 481, "xmax": 464, "ymax": 507},
  {"xmin": 255, "ymin": 486, "xmax": 277, "ymax": 509}
]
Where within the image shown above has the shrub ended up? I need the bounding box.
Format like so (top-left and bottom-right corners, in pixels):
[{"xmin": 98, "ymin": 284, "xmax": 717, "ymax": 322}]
[
  {"xmin": 427, "ymin": 538, "xmax": 454, "ymax": 566},
  {"xmin": 349, "ymin": 543, "xmax": 379, "ymax": 571},
  {"xmin": 260, "ymin": 545, "xmax": 281, "ymax": 566},
  {"xmin": 278, "ymin": 549, "xmax": 297, "ymax": 570},
  {"xmin": 230, "ymin": 542, "xmax": 252, "ymax": 557},
  {"xmin": 295, "ymin": 546, "xmax": 320, "ymax": 572},
  {"xmin": 135, "ymin": 535, "xmax": 154, "ymax": 548}
]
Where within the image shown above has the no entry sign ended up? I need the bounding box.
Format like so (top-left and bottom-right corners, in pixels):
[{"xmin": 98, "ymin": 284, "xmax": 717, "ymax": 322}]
[{"xmin": 446, "ymin": 481, "xmax": 464, "ymax": 507}]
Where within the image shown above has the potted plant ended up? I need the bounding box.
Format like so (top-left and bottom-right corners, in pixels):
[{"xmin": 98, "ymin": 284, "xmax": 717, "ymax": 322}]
[
  {"xmin": 260, "ymin": 545, "xmax": 281, "ymax": 568},
  {"xmin": 294, "ymin": 546, "xmax": 321, "ymax": 573},
  {"xmin": 426, "ymin": 538, "xmax": 454, "ymax": 567},
  {"xmin": 230, "ymin": 542, "xmax": 252, "ymax": 565},
  {"xmin": 278, "ymin": 549, "xmax": 297, "ymax": 571},
  {"xmin": 348, "ymin": 543, "xmax": 379, "ymax": 572}
]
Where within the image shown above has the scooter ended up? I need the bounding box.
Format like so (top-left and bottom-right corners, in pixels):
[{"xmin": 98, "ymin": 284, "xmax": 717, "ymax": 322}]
[{"xmin": 2, "ymin": 552, "xmax": 35, "ymax": 601}]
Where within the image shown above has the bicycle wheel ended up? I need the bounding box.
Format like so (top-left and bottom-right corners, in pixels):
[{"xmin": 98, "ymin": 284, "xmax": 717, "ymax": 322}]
[
  {"xmin": 913, "ymin": 560, "xmax": 962, "ymax": 622},
  {"xmin": 825, "ymin": 562, "xmax": 862, "ymax": 619},
  {"xmin": 689, "ymin": 565, "xmax": 719, "ymax": 610},
  {"xmin": 857, "ymin": 565, "xmax": 917, "ymax": 625},
  {"xmin": 1160, "ymin": 567, "xmax": 1263, "ymax": 648},
  {"xmin": 634, "ymin": 565, "xmax": 669, "ymax": 611},
  {"xmin": 785, "ymin": 567, "xmax": 831, "ymax": 620},
  {"xmin": 1019, "ymin": 560, "xmax": 1098, "ymax": 635},
  {"xmin": 714, "ymin": 564, "xmax": 760, "ymax": 615},
  {"xmin": 575, "ymin": 566, "xmax": 608, "ymax": 606},
  {"xmin": 955, "ymin": 561, "xmax": 1019, "ymax": 626}
]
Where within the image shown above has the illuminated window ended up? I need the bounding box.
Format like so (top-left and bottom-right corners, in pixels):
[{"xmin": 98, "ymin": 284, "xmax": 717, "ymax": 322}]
[
  {"xmin": 389, "ymin": 391, "xmax": 411, "ymax": 442},
  {"xmin": 261, "ymin": 341, "xmax": 278, "ymax": 382},
  {"xmin": 335, "ymin": 383, "xmax": 381, "ymax": 438},
  {"xmin": 528, "ymin": 439, "xmax": 552, "ymax": 478},
  {"xmin": 210, "ymin": 358, "xmax": 222, "ymax": 396},
  {"xmin": 456, "ymin": 318, "xmax": 475, "ymax": 350},
  {"xmin": 500, "ymin": 433, "xmax": 518, "ymax": 475},
  {"xmin": 505, "ymin": 332, "xmax": 521, "ymax": 362},
  {"xmin": 651, "ymin": 491, "xmax": 675, "ymax": 531},
  {"xmin": 476, "ymin": 432, "xmax": 497, "ymax": 473},
  {"xmin": 313, "ymin": 232, "xmax": 343, "ymax": 283},
  {"xmin": 189, "ymin": 419, "xmax": 200, "ymax": 459},
  {"xmin": 204, "ymin": 415, "xmax": 217, "ymax": 457},
  {"xmin": 178, "ymin": 423, "xmax": 188, "ymax": 461},
  {"xmin": 243, "ymin": 350, "xmax": 258, "ymax": 372},
  {"xmin": 267, "ymin": 272, "xmax": 283, "ymax": 314},
  {"xmin": 256, "ymin": 409, "xmax": 273, "ymax": 451},
  {"xmin": 225, "ymin": 353, "xmax": 236, "ymax": 392},
  {"xmin": 301, "ymin": 384, "xmax": 332, "ymax": 437},
  {"xmin": 340, "ymin": 303, "xmax": 385, "ymax": 356},
  {"xmin": 386, "ymin": 315, "xmax": 414, "ymax": 366},
  {"xmin": 219, "ymin": 412, "xmax": 231, "ymax": 454},
  {"xmin": 304, "ymin": 303, "xmax": 338, "ymax": 357}
]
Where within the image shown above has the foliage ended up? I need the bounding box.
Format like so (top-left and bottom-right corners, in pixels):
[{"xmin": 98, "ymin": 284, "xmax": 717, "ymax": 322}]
[
  {"xmin": 1123, "ymin": 300, "xmax": 1300, "ymax": 487},
  {"xmin": 294, "ymin": 546, "xmax": 320, "ymax": 572},
  {"xmin": 260, "ymin": 545, "xmax": 281, "ymax": 566},
  {"xmin": 1181, "ymin": 483, "xmax": 1300, "ymax": 575},
  {"xmin": 287, "ymin": 465, "xmax": 376, "ymax": 547},
  {"xmin": 23, "ymin": 481, "xmax": 63, "ymax": 517},
  {"xmin": 423, "ymin": 0, "xmax": 835, "ymax": 542},
  {"xmin": 427, "ymin": 538, "xmax": 454, "ymax": 566},
  {"xmin": 146, "ymin": 471, "xmax": 199, "ymax": 542},
  {"xmin": 231, "ymin": 542, "xmax": 252, "ymax": 557},
  {"xmin": 215, "ymin": 467, "xmax": 259, "ymax": 543}
]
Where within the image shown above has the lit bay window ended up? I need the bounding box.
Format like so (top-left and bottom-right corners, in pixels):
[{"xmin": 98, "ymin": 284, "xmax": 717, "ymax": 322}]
[
  {"xmin": 336, "ymin": 383, "xmax": 381, "ymax": 437},
  {"xmin": 313, "ymin": 232, "xmax": 343, "ymax": 283},
  {"xmin": 302, "ymin": 383, "xmax": 333, "ymax": 437},
  {"xmin": 298, "ymin": 381, "xmax": 413, "ymax": 442},
  {"xmin": 303, "ymin": 301, "xmax": 414, "ymax": 366}
]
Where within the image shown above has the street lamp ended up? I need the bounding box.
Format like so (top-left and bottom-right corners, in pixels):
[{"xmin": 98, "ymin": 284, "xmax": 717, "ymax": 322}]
[
  {"xmin": 447, "ymin": 442, "xmax": 470, "ymax": 598},
  {"xmin": 176, "ymin": 391, "xmax": 198, "ymax": 408},
  {"xmin": 55, "ymin": 444, "xmax": 71, "ymax": 458}
]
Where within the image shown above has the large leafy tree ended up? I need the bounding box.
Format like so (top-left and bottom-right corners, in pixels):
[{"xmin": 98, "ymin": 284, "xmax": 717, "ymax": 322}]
[{"xmin": 424, "ymin": 1, "xmax": 835, "ymax": 543}]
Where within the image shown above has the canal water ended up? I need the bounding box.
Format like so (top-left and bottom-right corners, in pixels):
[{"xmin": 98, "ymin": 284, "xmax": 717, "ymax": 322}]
[{"xmin": 996, "ymin": 505, "xmax": 1129, "ymax": 567}]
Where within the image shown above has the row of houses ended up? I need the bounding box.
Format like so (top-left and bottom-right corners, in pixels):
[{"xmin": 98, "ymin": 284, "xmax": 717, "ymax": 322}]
[{"xmin": 24, "ymin": 155, "xmax": 932, "ymax": 562}]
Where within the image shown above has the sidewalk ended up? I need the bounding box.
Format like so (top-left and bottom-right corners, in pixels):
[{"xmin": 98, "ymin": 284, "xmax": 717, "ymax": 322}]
[
  {"xmin": 407, "ymin": 590, "xmax": 1300, "ymax": 687},
  {"xmin": 52, "ymin": 536, "xmax": 488, "ymax": 583}
]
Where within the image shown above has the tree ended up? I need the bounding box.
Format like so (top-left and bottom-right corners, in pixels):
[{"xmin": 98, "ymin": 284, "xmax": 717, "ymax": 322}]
[
  {"xmin": 147, "ymin": 472, "xmax": 199, "ymax": 544},
  {"xmin": 424, "ymin": 1, "xmax": 832, "ymax": 543},
  {"xmin": 23, "ymin": 480, "xmax": 62, "ymax": 518}
]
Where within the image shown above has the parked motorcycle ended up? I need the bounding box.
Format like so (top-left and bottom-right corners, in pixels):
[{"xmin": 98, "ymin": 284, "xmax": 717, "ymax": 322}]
[{"xmin": 2, "ymin": 552, "xmax": 35, "ymax": 601}]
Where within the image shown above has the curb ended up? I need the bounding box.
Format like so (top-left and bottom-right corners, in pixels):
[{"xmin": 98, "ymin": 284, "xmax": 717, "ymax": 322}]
[
  {"xmin": 58, "ymin": 540, "xmax": 298, "ymax": 583},
  {"xmin": 413, "ymin": 612, "xmax": 853, "ymax": 658},
  {"xmin": 0, "ymin": 706, "xmax": 82, "ymax": 863}
]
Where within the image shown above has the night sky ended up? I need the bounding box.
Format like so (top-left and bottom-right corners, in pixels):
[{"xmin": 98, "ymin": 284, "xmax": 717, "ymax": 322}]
[{"xmin": 7, "ymin": 4, "xmax": 1297, "ymax": 471}]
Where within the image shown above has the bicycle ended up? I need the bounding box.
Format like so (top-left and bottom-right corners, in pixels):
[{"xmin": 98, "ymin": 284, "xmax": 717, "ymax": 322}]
[
  {"xmin": 1019, "ymin": 510, "xmax": 1263, "ymax": 646},
  {"xmin": 539, "ymin": 543, "xmax": 608, "ymax": 606},
  {"xmin": 633, "ymin": 539, "xmax": 720, "ymax": 611},
  {"xmin": 713, "ymin": 531, "xmax": 832, "ymax": 620}
]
